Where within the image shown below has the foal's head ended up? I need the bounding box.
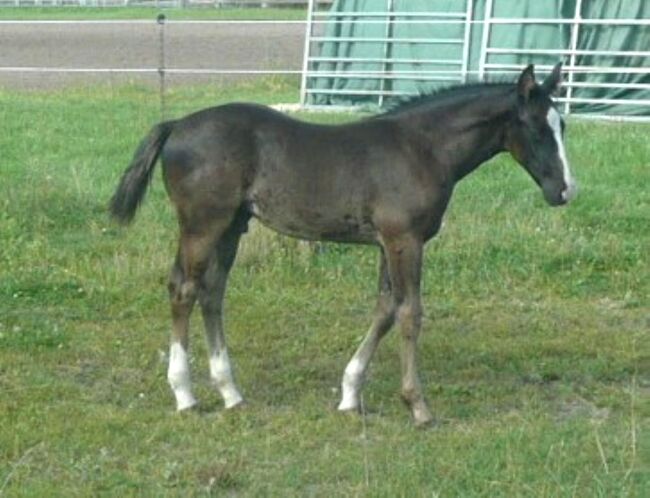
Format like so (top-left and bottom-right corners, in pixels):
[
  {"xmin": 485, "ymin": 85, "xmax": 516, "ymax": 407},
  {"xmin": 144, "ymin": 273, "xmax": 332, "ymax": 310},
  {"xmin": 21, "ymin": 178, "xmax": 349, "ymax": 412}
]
[{"xmin": 505, "ymin": 63, "xmax": 577, "ymax": 206}]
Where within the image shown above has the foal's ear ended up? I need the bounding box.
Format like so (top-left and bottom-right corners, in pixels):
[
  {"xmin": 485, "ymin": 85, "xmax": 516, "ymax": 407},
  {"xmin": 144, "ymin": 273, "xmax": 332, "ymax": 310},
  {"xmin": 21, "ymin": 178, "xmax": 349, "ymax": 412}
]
[
  {"xmin": 542, "ymin": 62, "xmax": 563, "ymax": 96},
  {"xmin": 517, "ymin": 64, "xmax": 537, "ymax": 102}
]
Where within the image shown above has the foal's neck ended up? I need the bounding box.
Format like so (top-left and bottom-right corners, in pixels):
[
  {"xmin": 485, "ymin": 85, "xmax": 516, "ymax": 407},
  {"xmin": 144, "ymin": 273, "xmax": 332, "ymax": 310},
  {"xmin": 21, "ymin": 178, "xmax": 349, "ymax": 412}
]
[
  {"xmin": 448, "ymin": 98, "xmax": 513, "ymax": 181},
  {"xmin": 408, "ymin": 89, "xmax": 515, "ymax": 183}
]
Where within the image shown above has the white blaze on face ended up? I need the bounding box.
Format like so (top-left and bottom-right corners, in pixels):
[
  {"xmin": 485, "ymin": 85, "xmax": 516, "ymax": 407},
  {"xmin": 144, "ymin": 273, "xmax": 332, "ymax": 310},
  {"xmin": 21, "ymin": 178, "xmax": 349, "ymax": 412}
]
[
  {"xmin": 547, "ymin": 107, "xmax": 577, "ymax": 202},
  {"xmin": 209, "ymin": 349, "xmax": 243, "ymax": 409},
  {"xmin": 168, "ymin": 342, "xmax": 197, "ymax": 411}
]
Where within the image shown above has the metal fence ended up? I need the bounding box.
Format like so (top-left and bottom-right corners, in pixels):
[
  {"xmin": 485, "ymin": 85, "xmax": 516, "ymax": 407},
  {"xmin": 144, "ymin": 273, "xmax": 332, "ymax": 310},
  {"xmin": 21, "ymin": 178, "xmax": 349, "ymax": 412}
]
[
  {"xmin": 479, "ymin": 0, "xmax": 650, "ymax": 117},
  {"xmin": 301, "ymin": 0, "xmax": 650, "ymax": 119},
  {"xmin": 1, "ymin": 0, "xmax": 648, "ymax": 119}
]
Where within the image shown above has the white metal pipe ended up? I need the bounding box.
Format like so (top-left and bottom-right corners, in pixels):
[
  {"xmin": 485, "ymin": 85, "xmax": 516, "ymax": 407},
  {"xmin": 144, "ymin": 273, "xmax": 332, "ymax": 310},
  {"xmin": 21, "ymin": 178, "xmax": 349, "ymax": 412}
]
[
  {"xmin": 478, "ymin": 0, "xmax": 494, "ymax": 82},
  {"xmin": 310, "ymin": 19, "xmax": 473, "ymax": 25},
  {"xmin": 378, "ymin": 0, "xmax": 394, "ymax": 108},
  {"xmin": 299, "ymin": 0, "xmax": 315, "ymax": 106},
  {"xmin": 306, "ymin": 72, "xmax": 463, "ymax": 82},
  {"xmin": 309, "ymin": 57, "xmax": 463, "ymax": 65},
  {"xmin": 557, "ymin": 97, "xmax": 650, "ymax": 106},
  {"xmin": 483, "ymin": 63, "xmax": 650, "ymax": 74},
  {"xmin": 461, "ymin": 0, "xmax": 474, "ymax": 83},
  {"xmin": 485, "ymin": 18, "xmax": 650, "ymax": 26},
  {"xmin": 486, "ymin": 48, "xmax": 650, "ymax": 57},
  {"xmin": 565, "ymin": 81, "xmax": 650, "ymax": 90},
  {"xmin": 310, "ymin": 36, "xmax": 464, "ymax": 44},
  {"xmin": 311, "ymin": 11, "xmax": 468, "ymax": 18},
  {"xmin": 565, "ymin": 0, "xmax": 583, "ymax": 114}
]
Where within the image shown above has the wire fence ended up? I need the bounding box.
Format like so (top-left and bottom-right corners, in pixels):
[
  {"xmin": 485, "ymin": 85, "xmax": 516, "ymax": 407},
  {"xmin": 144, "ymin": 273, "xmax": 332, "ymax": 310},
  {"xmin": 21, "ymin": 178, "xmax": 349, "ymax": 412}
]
[
  {"xmin": 0, "ymin": 1, "xmax": 316, "ymax": 7},
  {"xmin": 0, "ymin": 18, "xmax": 306, "ymax": 94}
]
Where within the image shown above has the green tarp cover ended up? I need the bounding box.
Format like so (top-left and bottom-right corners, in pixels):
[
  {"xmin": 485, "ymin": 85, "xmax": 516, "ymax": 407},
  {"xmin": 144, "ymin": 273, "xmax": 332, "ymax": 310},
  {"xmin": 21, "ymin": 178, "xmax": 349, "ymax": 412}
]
[{"xmin": 309, "ymin": 0, "xmax": 650, "ymax": 115}]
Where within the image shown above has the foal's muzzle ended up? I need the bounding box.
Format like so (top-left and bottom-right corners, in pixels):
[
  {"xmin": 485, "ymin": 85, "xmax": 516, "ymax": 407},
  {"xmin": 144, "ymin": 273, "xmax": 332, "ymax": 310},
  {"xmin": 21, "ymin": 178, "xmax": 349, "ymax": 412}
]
[
  {"xmin": 542, "ymin": 178, "xmax": 577, "ymax": 207},
  {"xmin": 560, "ymin": 181, "xmax": 578, "ymax": 204}
]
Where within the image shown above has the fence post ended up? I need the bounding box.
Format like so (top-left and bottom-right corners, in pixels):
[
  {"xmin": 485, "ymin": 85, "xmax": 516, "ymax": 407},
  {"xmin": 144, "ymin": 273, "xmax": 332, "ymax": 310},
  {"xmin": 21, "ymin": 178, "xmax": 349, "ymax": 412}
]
[
  {"xmin": 300, "ymin": 0, "xmax": 316, "ymax": 106},
  {"xmin": 157, "ymin": 13, "xmax": 167, "ymax": 121}
]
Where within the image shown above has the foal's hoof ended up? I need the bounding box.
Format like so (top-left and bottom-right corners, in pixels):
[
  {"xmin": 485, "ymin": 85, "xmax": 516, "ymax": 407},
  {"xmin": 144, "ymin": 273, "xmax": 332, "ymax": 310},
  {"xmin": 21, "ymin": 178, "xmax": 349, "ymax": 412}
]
[
  {"xmin": 337, "ymin": 398, "xmax": 361, "ymax": 416},
  {"xmin": 225, "ymin": 399, "xmax": 247, "ymax": 411},
  {"xmin": 174, "ymin": 390, "xmax": 198, "ymax": 412},
  {"xmin": 412, "ymin": 405, "xmax": 436, "ymax": 429},
  {"xmin": 337, "ymin": 405, "xmax": 361, "ymax": 418},
  {"xmin": 176, "ymin": 401, "xmax": 199, "ymax": 413},
  {"xmin": 413, "ymin": 413, "xmax": 436, "ymax": 429}
]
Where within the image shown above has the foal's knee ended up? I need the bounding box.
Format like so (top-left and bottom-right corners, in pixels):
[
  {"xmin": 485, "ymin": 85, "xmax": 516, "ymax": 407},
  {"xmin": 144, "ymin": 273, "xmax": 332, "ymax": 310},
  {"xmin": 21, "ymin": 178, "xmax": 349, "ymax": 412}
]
[{"xmin": 168, "ymin": 269, "xmax": 197, "ymax": 307}]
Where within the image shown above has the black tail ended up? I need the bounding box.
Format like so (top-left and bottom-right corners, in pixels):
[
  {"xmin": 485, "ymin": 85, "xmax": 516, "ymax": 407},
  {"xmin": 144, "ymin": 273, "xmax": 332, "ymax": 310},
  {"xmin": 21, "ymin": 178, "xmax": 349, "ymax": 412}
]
[{"xmin": 109, "ymin": 121, "xmax": 175, "ymax": 224}]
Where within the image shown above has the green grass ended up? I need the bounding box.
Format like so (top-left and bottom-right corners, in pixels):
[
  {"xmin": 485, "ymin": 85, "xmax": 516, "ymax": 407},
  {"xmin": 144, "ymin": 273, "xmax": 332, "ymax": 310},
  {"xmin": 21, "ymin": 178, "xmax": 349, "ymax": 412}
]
[
  {"xmin": 0, "ymin": 77, "xmax": 648, "ymax": 496},
  {"xmin": 0, "ymin": 6, "xmax": 307, "ymax": 20}
]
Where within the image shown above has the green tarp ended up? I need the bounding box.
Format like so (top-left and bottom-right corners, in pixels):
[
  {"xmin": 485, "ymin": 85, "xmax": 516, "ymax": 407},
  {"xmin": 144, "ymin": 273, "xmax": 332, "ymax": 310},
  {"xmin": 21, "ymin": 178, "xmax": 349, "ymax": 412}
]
[{"xmin": 308, "ymin": 0, "xmax": 650, "ymax": 116}]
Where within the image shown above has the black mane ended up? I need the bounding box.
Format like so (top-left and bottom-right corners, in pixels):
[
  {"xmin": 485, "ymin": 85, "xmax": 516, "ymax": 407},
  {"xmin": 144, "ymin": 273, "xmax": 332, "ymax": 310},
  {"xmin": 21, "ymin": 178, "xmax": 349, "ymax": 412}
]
[{"xmin": 381, "ymin": 81, "xmax": 515, "ymax": 116}]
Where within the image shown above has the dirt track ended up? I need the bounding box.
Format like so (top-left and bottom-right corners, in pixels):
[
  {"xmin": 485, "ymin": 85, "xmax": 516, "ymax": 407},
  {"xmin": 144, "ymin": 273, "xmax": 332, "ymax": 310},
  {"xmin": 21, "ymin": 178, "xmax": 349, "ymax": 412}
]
[{"xmin": 0, "ymin": 23, "xmax": 305, "ymax": 89}]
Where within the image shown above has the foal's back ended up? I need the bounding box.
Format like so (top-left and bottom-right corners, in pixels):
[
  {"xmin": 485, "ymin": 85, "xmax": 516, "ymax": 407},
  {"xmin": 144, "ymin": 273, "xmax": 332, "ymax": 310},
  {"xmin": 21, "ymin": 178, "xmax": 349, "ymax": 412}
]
[{"xmin": 161, "ymin": 103, "xmax": 446, "ymax": 244}]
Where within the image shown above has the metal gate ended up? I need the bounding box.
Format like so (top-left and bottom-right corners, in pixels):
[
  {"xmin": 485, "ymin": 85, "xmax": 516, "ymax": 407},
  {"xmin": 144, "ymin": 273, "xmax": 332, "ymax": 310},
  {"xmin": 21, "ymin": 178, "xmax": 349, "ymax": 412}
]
[
  {"xmin": 478, "ymin": 0, "xmax": 650, "ymax": 118},
  {"xmin": 300, "ymin": 0, "xmax": 474, "ymax": 108},
  {"xmin": 301, "ymin": 0, "xmax": 650, "ymax": 119}
]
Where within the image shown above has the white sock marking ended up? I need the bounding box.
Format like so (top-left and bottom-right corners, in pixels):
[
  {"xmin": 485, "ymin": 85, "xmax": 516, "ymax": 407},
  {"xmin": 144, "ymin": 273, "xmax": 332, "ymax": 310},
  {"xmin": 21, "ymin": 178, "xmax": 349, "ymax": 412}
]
[
  {"xmin": 209, "ymin": 349, "xmax": 243, "ymax": 409},
  {"xmin": 338, "ymin": 357, "xmax": 364, "ymax": 411},
  {"xmin": 547, "ymin": 107, "xmax": 577, "ymax": 202},
  {"xmin": 168, "ymin": 342, "xmax": 197, "ymax": 411}
]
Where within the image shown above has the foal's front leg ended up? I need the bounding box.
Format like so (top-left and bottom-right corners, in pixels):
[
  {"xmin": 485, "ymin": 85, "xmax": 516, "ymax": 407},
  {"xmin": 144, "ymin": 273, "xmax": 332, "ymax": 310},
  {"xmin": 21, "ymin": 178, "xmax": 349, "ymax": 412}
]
[
  {"xmin": 338, "ymin": 250, "xmax": 396, "ymax": 412},
  {"xmin": 384, "ymin": 236, "xmax": 434, "ymax": 426}
]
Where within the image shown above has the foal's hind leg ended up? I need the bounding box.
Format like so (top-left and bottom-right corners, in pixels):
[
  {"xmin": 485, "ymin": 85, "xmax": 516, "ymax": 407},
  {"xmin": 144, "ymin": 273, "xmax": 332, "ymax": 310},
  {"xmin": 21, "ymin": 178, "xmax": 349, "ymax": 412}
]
[
  {"xmin": 167, "ymin": 254, "xmax": 198, "ymax": 410},
  {"xmin": 167, "ymin": 220, "xmax": 233, "ymax": 411},
  {"xmin": 338, "ymin": 249, "xmax": 396, "ymax": 412},
  {"xmin": 197, "ymin": 223, "xmax": 245, "ymax": 409}
]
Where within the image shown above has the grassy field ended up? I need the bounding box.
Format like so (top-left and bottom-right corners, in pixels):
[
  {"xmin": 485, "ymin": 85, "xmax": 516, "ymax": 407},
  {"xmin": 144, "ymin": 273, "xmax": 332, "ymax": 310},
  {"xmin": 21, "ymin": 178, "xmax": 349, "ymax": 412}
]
[
  {"xmin": 0, "ymin": 77, "xmax": 648, "ymax": 496},
  {"xmin": 0, "ymin": 6, "xmax": 306, "ymax": 20}
]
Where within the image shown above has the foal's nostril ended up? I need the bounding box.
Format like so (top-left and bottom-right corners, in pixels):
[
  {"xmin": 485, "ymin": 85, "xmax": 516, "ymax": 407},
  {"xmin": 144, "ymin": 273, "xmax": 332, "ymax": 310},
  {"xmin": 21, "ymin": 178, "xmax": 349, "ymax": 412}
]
[{"xmin": 561, "ymin": 182, "xmax": 578, "ymax": 203}]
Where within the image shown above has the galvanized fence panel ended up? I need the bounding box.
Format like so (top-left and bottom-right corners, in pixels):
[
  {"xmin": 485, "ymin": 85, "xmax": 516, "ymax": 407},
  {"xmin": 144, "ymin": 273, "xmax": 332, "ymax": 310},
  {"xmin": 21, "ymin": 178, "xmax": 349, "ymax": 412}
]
[{"xmin": 478, "ymin": 0, "xmax": 650, "ymax": 118}]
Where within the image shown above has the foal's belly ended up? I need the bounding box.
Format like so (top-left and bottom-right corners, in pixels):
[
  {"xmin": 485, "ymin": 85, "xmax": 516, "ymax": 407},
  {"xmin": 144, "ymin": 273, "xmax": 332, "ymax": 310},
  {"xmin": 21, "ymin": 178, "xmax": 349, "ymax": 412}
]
[{"xmin": 246, "ymin": 188, "xmax": 377, "ymax": 244}]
